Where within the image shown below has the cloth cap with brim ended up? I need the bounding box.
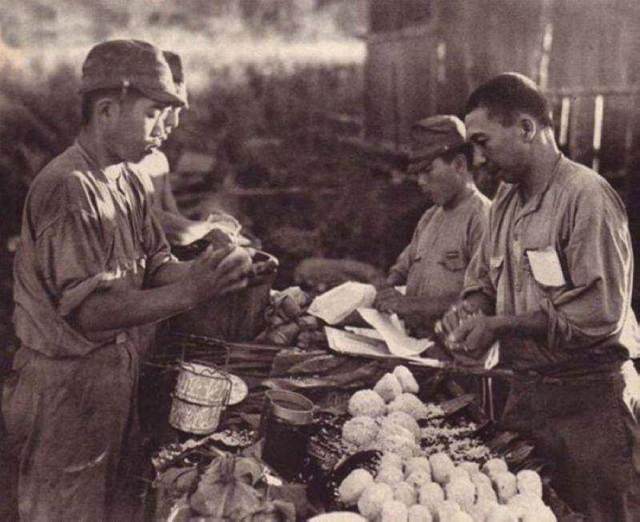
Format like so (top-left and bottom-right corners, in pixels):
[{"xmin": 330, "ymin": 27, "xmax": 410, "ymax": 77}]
[
  {"xmin": 162, "ymin": 50, "xmax": 189, "ymax": 108},
  {"xmin": 407, "ymin": 115, "xmax": 467, "ymax": 173},
  {"xmin": 80, "ymin": 39, "xmax": 184, "ymax": 107}
]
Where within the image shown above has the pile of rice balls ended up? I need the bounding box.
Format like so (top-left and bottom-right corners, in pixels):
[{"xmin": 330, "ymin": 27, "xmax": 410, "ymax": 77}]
[{"xmin": 337, "ymin": 367, "xmax": 557, "ymax": 521}]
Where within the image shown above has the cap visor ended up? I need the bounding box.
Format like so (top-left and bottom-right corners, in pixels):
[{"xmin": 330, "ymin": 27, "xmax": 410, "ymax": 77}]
[{"xmin": 137, "ymin": 85, "xmax": 185, "ymax": 107}]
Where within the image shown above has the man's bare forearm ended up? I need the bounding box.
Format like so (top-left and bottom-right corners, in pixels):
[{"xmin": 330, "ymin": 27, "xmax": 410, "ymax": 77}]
[
  {"xmin": 72, "ymin": 280, "xmax": 203, "ymax": 333},
  {"xmin": 489, "ymin": 310, "xmax": 547, "ymax": 338}
]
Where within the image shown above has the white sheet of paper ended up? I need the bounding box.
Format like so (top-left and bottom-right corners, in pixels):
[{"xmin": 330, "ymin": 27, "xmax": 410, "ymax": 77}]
[
  {"xmin": 526, "ymin": 246, "xmax": 566, "ymax": 287},
  {"xmin": 357, "ymin": 307, "xmax": 433, "ymax": 357},
  {"xmin": 307, "ymin": 282, "xmax": 377, "ymax": 325},
  {"xmin": 325, "ymin": 327, "xmax": 444, "ymax": 367},
  {"xmin": 344, "ymin": 326, "xmax": 384, "ymax": 340}
]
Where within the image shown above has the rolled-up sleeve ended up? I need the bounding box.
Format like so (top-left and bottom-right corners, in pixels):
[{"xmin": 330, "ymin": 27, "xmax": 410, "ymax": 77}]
[
  {"xmin": 540, "ymin": 186, "xmax": 634, "ymax": 351},
  {"xmin": 142, "ymin": 206, "xmax": 175, "ymax": 281},
  {"xmin": 462, "ymin": 224, "xmax": 495, "ymax": 301}
]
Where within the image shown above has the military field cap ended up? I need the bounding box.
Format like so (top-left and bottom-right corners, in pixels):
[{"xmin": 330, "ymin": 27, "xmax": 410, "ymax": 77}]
[
  {"xmin": 162, "ymin": 50, "xmax": 189, "ymax": 108},
  {"xmin": 408, "ymin": 115, "xmax": 467, "ymax": 173},
  {"xmin": 80, "ymin": 39, "xmax": 184, "ymax": 107}
]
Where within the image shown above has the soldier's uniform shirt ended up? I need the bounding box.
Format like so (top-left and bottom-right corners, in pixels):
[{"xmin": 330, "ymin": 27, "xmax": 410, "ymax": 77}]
[
  {"xmin": 4, "ymin": 141, "xmax": 172, "ymax": 521},
  {"xmin": 390, "ymin": 186, "xmax": 490, "ymax": 301}
]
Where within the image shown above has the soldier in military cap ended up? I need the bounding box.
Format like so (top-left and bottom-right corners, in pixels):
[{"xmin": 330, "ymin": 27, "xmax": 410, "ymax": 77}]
[
  {"xmin": 3, "ymin": 39, "xmax": 252, "ymax": 521},
  {"xmin": 374, "ymin": 115, "xmax": 490, "ymax": 336}
]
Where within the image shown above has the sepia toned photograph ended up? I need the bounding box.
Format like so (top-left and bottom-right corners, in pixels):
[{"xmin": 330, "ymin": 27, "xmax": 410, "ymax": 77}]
[{"xmin": 0, "ymin": 1, "xmax": 639, "ymax": 520}]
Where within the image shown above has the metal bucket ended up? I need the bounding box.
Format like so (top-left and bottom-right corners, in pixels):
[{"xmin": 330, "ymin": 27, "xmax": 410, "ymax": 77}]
[{"xmin": 169, "ymin": 361, "xmax": 231, "ymax": 434}]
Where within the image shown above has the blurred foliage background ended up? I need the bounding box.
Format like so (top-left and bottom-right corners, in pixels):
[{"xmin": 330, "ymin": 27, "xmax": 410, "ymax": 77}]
[{"xmin": 0, "ymin": 0, "xmax": 429, "ymax": 332}]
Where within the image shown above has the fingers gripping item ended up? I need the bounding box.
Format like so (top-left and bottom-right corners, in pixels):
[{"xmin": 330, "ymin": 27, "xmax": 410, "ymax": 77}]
[
  {"xmin": 339, "ymin": 469, "xmax": 374, "ymax": 506},
  {"xmin": 382, "ymin": 412, "xmax": 421, "ymax": 441},
  {"xmin": 418, "ymin": 482, "xmax": 445, "ymax": 514},
  {"xmin": 376, "ymin": 465, "xmax": 404, "ymax": 486},
  {"xmin": 387, "ymin": 393, "xmax": 429, "ymax": 420},
  {"xmin": 394, "ymin": 482, "xmax": 418, "ymax": 507},
  {"xmin": 516, "ymin": 469, "xmax": 543, "ymax": 498},
  {"xmin": 393, "ymin": 365, "xmax": 420, "ymax": 394},
  {"xmin": 374, "ymin": 373, "xmax": 403, "ymax": 403},
  {"xmin": 408, "ymin": 504, "xmax": 433, "ymax": 522},
  {"xmin": 342, "ymin": 416, "xmax": 380, "ymax": 447},
  {"xmin": 429, "ymin": 452, "xmax": 455, "ymax": 484},
  {"xmin": 380, "ymin": 500, "xmax": 409, "ymax": 522},
  {"xmin": 357, "ymin": 482, "xmax": 394, "ymax": 520},
  {"xmin": 492, "ymin": 471, "xmax": 517, "ymax": 504},
  {"xmin": 445, "ymin": 478, "xmax": 475, "ymax": 513},
  {"xmin": 348, "ymin": 390, "xmax": 386, "ymax": 418}
]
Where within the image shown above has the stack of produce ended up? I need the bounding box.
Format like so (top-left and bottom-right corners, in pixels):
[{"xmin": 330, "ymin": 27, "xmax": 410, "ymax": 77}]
[
  {"xmin": 254, "ymin": 287, "xmax": 327, "ymax": 348},
  {"xmin": 332, "ymin": 367, "xmax": 557, "ymax": 521}
]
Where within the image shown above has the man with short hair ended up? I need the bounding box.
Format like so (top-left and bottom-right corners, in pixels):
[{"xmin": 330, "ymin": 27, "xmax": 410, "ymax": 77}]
[
  {"xmin": 2, "ymin": 39, "xmax": 252, "ymax": 521},
  {"xmin": 374, "ymin": 115, "xmax": 490, "ymax": 335},
  {"xmin": 446, "ymin": 72, "xmax": 640, "ymax": 520}
]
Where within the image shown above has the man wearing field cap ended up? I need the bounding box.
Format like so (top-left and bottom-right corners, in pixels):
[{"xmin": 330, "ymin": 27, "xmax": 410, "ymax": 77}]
[
  {"xmin": 3, "ymin": 39, "xmax": 252, "ymax": 521},
  {"xmin": 374, "ymin": 115, "xmax": 490, "ymax": 336}
]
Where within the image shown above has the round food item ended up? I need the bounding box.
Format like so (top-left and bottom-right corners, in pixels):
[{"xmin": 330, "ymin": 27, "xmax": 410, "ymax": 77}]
[
  {"xmin": 521, "ymin": 505, "xmax": 557, "ymax": 522},
  {"xmin": 379, "ymin": 452, "xmax": 404, "ymax": 471},
  {"xmin": 418, "ymin": 482, "xmax": 445, "ymax": 514},
  {"xmin": 476, "ymin": 482, "xmax": 498, "ymax": 503},
  {"xmin": 394, "ymin": 482, "xmax": 417, "ymax": 507},
  {"xmin": 405, "ymin": 456, "xmax": 431, "ymax": 477},
  {"xmin": 393, "ymin": 365, "xmax": 420, "ymax": 394},
  {"xmin": 377, "ymin": 423, "xmax": 415, "ymax": 444},
  {"xmin": 376, "ymin": 465, "xmax": 405, "ymax": 486},
  {"xmin": 507, "ymin": 493, "xmax": 545, "ymax": 519},
  {"xmin": 382, "ymin": 411, "xmax": 421, "ymax": 440},
  {"xmin": 358, "ymin": 482, "xmax": 394, "ymax": 520},
  {"xmin": 492, "ymin": 471, "xmax": 517, "ymax": 504},
  {"xmin": 457, "ymin": 461, "xmax": 480, "ymax": 475},
  {"xmin": 516, "ymin": 469, "xmax": 543, "ymax": 498},
  {"xmin": 380, "ymin": 500, "xmax": 409, "ymax": 522},
  {"xmin": 374, "ymin": 373, "xmax": 404, "ymax": 403},
  {"xmin": 470, "ymin": 471, "xmax": 493, "ymax": 491},
  {"xmin": 406, "ymin": 469, "xmax": 432, "ymax": 488},
  {"xmin": 339, "ymin": 469, "xmax": 374, "ymax": 506},
  {"xmin": 387, "ymin": 393, "xmax": 429, "ymax": 420},
  {"xmin": 449, "ymin": 511, "xmax": 473, "ymax": 522},
  {"xmin": 377, "ymin": 433, "xmax": 418, "ymax": 459},
  {"xmin": 446, "ymin": 467, "xmax": 470, "ymax": 484},
  {"xmin": 342, "ymin": 416, "xmax": 379, "ymax": 446},
  {"xmin": 435, "ymin": 500, "xmax": 461, "ymax": 521},
  {"xmin": 408, "ymin": 504, "xmax": 433, "ymax": 522},
  {"xmin": 445, "ymin": 478, "xmax": 475, "ymax": 512},
  {"xmin": 429, "ymin": 452, "xmax": 455, "ymax": 484},
  {"xmin": 486, "ymin": 504, "xmax": 518, "ymax": 522},
  {"xmin": 481, "ymin": 458, "xmax": 508, "ymax": 479},
  {"xmin": 468, "ymin": 499, "xmax": 499, "ymax": 522},
  {"xmin": 349, "ymin": 389, "xmax": 386, "ymax": 418}
]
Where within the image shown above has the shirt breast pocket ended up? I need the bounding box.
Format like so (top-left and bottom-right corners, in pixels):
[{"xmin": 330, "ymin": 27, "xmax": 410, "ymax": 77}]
[{"xmin": 439, "ymin": 250, "xmax": 466, "ymax": 272}]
